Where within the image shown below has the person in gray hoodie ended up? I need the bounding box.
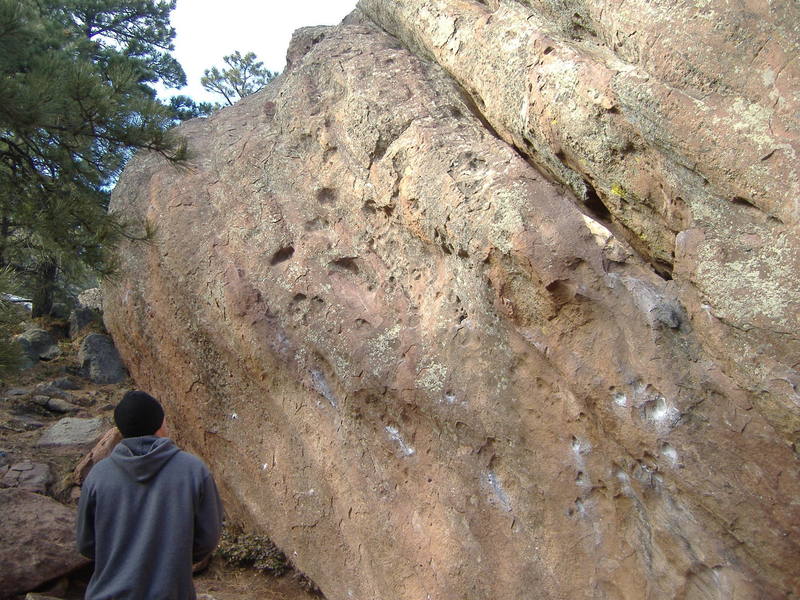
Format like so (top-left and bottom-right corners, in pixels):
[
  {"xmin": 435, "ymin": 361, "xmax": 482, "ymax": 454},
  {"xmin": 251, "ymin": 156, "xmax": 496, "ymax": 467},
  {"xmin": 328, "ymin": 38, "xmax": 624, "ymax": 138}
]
[{"xmin": 77, "ymin": 390, "xmax": 223, "ymax": 600}]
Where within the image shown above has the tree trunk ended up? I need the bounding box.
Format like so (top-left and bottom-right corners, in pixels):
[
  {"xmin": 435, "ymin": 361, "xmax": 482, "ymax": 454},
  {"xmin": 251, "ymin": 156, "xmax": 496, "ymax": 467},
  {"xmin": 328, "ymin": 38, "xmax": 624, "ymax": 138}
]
[
  {"xmin": 30, "ymin": 260, "xmax": 57, "ymax": 318},
  {"xmin": 0, "ymin": 214, "xmax": 9, "ymax": 268}
]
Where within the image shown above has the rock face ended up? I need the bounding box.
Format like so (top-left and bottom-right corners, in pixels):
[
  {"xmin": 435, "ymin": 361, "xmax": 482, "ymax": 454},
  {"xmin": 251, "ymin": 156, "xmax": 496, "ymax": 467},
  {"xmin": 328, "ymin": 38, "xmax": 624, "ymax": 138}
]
[{"xmin": 103, "ymin": 4, "xmax": 799, "ymax": 600}]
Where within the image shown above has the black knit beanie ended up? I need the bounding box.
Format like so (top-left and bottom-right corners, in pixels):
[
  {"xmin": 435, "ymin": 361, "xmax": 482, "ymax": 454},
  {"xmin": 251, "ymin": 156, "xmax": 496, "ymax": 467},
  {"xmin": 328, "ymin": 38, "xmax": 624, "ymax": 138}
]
[{"xmin": 114, "ymin": 390, "xmax": 164, "ymax": 438}]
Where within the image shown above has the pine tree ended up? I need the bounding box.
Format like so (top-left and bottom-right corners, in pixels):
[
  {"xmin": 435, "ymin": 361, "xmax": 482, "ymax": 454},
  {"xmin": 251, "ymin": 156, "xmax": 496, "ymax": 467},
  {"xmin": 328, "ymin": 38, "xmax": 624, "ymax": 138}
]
[
  {"xmin": 201, "ymin": 51, "xmax": 277, "ymax": 106},
  {"xmin": 0, "ymin": 0, "xmax": 187, "ymax": 316},
  {"xmin": 0, "ymin": 268, "xmax": 25, "ymax": 375},
  {"xmin": 169, "ymin": 95, "xmax": 217, "ymax": 121}
]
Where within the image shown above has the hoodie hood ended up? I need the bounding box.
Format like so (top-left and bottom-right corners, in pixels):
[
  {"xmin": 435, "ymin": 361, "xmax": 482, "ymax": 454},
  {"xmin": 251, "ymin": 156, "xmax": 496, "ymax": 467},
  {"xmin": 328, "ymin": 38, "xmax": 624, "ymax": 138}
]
[{"xmin": 110, "ymin": 436, "xmax": 180, "ymax": 483}]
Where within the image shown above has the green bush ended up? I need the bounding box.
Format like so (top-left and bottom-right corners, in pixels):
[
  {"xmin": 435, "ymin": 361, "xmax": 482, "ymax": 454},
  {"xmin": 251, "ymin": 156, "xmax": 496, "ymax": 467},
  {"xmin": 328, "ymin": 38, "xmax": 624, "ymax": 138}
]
[{"xmin": 217, "ymin": 528, "xmax": 290, "ymax": 576}]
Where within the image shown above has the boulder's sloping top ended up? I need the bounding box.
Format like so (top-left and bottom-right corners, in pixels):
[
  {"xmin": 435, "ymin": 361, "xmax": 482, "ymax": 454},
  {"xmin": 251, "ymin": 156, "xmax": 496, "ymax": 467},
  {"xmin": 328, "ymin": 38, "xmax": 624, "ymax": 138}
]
[{"xmin": 104, "ymin": 9, "xmax": 800, "ymax": 600}]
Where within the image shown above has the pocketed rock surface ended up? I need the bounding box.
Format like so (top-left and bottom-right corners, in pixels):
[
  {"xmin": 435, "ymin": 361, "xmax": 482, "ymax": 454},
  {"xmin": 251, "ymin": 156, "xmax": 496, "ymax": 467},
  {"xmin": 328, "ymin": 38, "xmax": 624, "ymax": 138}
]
[{"xmin": 104, "ymin": 5, "xmax": 800, "ymax": 600}]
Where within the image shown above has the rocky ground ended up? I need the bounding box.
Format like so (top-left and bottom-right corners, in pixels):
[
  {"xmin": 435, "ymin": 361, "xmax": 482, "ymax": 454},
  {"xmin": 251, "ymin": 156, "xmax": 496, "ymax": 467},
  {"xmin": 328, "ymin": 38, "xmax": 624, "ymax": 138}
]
[{"xmin": 0, "ymin": 326, "xmax": 320, "ymax": 600}]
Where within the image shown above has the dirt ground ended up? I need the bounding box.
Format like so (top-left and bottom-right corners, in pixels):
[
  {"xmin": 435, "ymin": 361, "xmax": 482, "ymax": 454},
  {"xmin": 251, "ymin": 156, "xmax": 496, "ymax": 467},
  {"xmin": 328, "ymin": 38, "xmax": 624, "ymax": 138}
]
[
  {"xmin": 1, "ymin": 340, "xmax": 319, "ymax": 600},
  {"xmin": 195, "ymin": 561, "xmax": 319, "ymax": 600}
]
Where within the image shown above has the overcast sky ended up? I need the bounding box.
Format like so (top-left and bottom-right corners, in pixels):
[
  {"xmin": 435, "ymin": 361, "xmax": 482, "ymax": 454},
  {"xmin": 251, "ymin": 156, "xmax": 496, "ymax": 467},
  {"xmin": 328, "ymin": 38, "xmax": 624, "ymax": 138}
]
[{"xmin": 167, "ymin": 0, "xmax": 359, "ymax": 103}]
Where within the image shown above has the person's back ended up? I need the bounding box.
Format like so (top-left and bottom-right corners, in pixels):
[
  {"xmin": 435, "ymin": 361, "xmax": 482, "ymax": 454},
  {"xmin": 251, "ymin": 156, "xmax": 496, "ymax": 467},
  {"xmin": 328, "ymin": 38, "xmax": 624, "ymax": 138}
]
[{"xmin": 77, "ymin": 391, "xmax": 223, "ymax": 600}]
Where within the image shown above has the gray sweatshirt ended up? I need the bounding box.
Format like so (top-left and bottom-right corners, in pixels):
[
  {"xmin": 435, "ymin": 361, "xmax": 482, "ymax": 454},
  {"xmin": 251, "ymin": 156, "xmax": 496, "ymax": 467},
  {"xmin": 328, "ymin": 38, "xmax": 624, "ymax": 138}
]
[{"xmin": 77, "ymin": 436, "xmax": 223, "ymax": 600}]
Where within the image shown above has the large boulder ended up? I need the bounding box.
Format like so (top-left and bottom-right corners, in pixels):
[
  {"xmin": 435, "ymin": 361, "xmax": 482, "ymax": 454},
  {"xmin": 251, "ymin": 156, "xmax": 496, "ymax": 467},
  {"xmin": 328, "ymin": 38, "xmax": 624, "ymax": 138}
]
[
  {"xmin": 0, "ymin": 489, "xmax": 90, "ymax": 596},
  {"xmin": 77, "ymin": 288, "xmax": 103, "ymax": 311},
  {"xmin": 14, "ymin": 328, "xmax": 60, "ymax": 367},
  {"xmin": 37, "ymin": 417, "xmax": 106, "ymax": 449},
  {"xmin": 357, "ymin": 0, "xmax": 800, "ymax": 412},
  {"xmin": 103, "ymin": 6, "xmax": 800, "ymax": 600},
  {"xmin": 69, "ymin": 306, "xmax": 102, "ymax": 338},
  {"xmin": 78, "ymin": 333, "xmax": 127, "ymax": 384},
  {"xmin": 70, "ymin": 287, "xmax": 104, "ymax": 338}
]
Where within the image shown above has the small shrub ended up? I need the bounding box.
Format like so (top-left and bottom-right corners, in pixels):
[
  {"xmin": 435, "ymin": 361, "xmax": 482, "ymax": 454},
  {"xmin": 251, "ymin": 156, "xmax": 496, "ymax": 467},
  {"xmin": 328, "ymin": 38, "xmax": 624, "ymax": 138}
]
[
  {"xmin": 217, "ymin": 527, "xmax": 290, "ymax": 576},
  {"xmin": 291, "ymin": 569, "xmax": 323, "ymax": 595}
]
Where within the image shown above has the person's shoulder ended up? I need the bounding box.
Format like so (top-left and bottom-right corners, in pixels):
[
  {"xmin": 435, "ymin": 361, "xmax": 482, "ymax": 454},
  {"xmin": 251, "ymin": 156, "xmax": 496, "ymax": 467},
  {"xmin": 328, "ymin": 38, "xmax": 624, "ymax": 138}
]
[
  {"xmin": 172, "ymin": 448, "xmax": 212, "ymax": 474},
  {"xmin": 82, "ymin": 454, "xmax": 115, "ymax": 488},
  {"xmin": 86, "ymin": 454, "xmax": 116, "ymax": 476}
]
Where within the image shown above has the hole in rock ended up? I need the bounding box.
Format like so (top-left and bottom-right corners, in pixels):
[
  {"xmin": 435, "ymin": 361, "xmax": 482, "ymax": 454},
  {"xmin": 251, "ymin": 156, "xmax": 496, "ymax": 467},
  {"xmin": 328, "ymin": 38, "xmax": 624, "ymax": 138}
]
[
  {"xmin": 270, "ymin": 246, "xmax": 295, "ymax": 265},
  {"xmin": 316, "ymin": 188, "xmax": 336, "ymax": 204},
  {"xmin": 330, "ymin": 257, "xmax": 360, "ymax": 274},
  {"xmin": 373, "ymin": 136, "xmax": 390, "ymax": 163},
  {"xmin": 304, "ymin": 217, "xmax": 329, "ymax": 231},
  {"xmin": 730, "ymin": 196, "xmax": 757, "ymax": 209},
  {"xmin": 545, "ymin": 279, "xmax": 574, "ymax": 305},
  {"xmin": 582, "ymin": 179, "xmax": 612, "ymax": 221},
  {"xmin": 653, "ymin": 260, "xmax": 673, "ymax": 281}
]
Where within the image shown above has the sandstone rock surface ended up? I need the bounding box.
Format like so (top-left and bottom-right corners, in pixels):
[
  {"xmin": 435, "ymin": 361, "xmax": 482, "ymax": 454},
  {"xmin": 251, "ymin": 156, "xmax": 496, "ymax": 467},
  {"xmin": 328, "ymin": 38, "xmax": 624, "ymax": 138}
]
[
  {"xmin": 0, "ymin": 489, "xmax": 90, "ymax": 596},
  {"xmin": 72, "ymin": 427, "xmax": 122, "ymax": 486},
  {"xmin": 103, "ymin": 5, "xmax": 799, "ymax": 600}
]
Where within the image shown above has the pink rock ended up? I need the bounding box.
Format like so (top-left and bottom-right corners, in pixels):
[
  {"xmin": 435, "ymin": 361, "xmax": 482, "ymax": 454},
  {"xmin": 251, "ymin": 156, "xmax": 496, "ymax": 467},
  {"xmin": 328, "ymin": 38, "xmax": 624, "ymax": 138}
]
[
  {"xmin": 72, "ymin": 427, "xmax": 123, "ymax": 486},
  {"xmin": 102, "ymin": 7, "xmax": 800, "ymax": 600}
]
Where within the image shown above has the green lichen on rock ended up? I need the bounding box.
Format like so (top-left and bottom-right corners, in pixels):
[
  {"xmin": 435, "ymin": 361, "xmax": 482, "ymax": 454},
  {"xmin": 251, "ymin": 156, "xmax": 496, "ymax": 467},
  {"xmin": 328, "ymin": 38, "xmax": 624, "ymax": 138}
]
[{"xmin": 610, "ymin": 182, "xmax": 627, "ymax": 199}]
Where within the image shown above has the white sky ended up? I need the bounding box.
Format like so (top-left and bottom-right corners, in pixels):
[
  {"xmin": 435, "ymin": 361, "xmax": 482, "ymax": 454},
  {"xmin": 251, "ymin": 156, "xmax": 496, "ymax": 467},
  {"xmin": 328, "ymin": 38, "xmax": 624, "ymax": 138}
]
[{"xmin": 167, "ymin": 0, "xmax": 359, "ymax": 103}]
